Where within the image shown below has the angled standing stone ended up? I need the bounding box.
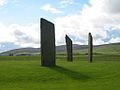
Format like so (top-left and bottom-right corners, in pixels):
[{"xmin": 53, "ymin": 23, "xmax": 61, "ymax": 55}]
[
  {"xmin": 40, "ymin": 18, "xmax": 56, "ymax": 66},
  {"xmin": 65, "ymin": 35, "xmax": 73, "ymax": 62},
  {"xmin": 88, "ymin": 33, "xmax": 93, "ymax": 63}
]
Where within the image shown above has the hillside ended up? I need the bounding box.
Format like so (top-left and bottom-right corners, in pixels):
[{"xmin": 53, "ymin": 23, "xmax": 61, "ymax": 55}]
[
  {"xmin": 0, "ymin": 43, "xmax": 120, "ymax": 56},
  {"xmin": 0, "ymin": 48, "xmax": 40, "ymax": 56},
  {"xmin": 93, "ymin": 43, "xmax": 120, "ymax": 55},
  {"xmin": 0, "ymin": 44, "xmax": 88, "ymax": 56}
]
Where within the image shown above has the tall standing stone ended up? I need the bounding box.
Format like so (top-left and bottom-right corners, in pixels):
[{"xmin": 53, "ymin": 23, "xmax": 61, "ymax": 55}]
[
  {"xmin": 88, "ymin": 33, "xmax": 93, "ymax": 63},
  {"xmin": 65, "ymin": 35, "xmax": 73, "ymax": 62},
  {"xmin": 40, "ymin": 18, "xmax": 56, "ymax": 66}
]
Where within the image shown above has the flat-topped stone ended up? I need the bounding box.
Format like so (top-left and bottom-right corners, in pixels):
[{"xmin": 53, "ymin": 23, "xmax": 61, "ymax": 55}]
[{"xmin": 40, "ymin": 18, "xmax": 56, "ymax": 66}]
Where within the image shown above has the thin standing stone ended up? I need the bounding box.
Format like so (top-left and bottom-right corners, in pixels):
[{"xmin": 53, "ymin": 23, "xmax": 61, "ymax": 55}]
[
  {"xmin": 88, "ymin": 33, "xmax": 93, "ymax": 62},
  {"xmin": 65, "ymin": 35, "xmax": 73, "ymax": 62}
]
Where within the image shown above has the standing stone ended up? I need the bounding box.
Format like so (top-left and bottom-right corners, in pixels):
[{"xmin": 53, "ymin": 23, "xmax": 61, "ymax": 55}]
[
  {"xmin": 88, "ymin": 33, "xmax": 93, "ymax": 63},
  {"xmin": 40, "ymin": 18, "xmax": 56, "ymax": 66},
  {"xmin": 65, "ymin": 35, "xmax": 73, "ymax": 62}
]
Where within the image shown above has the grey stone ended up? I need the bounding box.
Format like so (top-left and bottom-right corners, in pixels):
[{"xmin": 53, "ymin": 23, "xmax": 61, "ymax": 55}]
[
  {"xmin": 88, "ymin": 33, "xmax": 93, "ymax": 62},
  {"xmin": 65, "ymin": 35, "xmax": 73, "ymax": 62},
  {"xmin": 40, "ymin": 18, "xmax": 56, "ymax": 66}
]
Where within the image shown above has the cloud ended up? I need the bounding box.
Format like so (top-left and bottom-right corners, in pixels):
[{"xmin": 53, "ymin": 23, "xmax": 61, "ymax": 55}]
[
  {"xmin": 11, "ymin": 0, "xmax": 19, "ymax": 7},
  {"xmin": 59, "ymin": 0, "xmax": 75, "ymax": 8},
  {"xmin": 0, "ymin": 23, "xmax": 40, "ymax": 48},
  {"xmin": 11, "ymin": 0, "xmax": 19, "ymax": 4},
  {"xmin": 60, "ymin": 0, "xmax": 74, "ymax": 5},
  {"xmin": 101, "ymin": 0, "xmax": 120, "ymax": 14},
  {"xmin": 0, "ymin": 0, "xmax": 7, "ymax": 6},
  {"xmin": 54, "ymin": 0, "xmax": 120, "ymax": 45},
  {"xmin": 108, "ymin": 37, "xmax": 120, "ymax": 44},
  {"xmin": 41, "ymin": 4, "xmax": 62, "ymax": 14}
]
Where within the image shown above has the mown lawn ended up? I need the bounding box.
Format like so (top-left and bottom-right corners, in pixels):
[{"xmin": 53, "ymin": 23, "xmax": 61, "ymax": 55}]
[{"xmin": 0, "ymin": 55, "xmax": 120, "ymax": 90}]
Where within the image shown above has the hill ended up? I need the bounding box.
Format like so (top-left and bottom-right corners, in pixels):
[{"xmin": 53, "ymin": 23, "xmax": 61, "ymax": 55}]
[
  {"xmin": 0, "ymin": 43, "xmax": 120, "ymax": 56},
  {"xmin": 93, "ymin": 43, "xmax": 120, "ymax": 55},
  {"xmin": 0, "ymin": 44, "xmax": 88, "ymax": 56},
  {"xmin": 75, "ymin": 43, "xmax": 120, "ymax": 55},
  {"xmin": 0, "ymin": 48, "xmax": 40, "ymax": 56}
]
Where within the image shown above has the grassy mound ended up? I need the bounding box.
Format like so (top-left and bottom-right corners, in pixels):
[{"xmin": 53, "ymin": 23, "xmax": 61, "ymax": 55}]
[{"xmin": 0, "ymin": 55, "xmax": 120, "ymax": 90}]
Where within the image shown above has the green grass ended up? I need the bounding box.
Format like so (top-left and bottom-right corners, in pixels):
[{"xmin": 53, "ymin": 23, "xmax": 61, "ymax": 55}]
[{"xmin": 0, "ymin": 55, "xmax": 120, "ymax": 90}]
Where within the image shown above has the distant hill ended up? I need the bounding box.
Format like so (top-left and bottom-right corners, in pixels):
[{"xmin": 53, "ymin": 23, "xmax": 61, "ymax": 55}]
[
  {"xmin": 0, "ymin": 44, "xmax": 88, "ymax": 56},
  {"xmin": 76, "ymin": 43, "xmax": 120, "ymax": 55},
  {"xmin": 93, "ymin": 43, "xmax": 120, "ymax": 55},
  {"xmin": 0, "ymin": 48, "xmax": 40, "ymax": 56},
  {"xmin": 0, "ymin": 43, "xmax": 120, "ymax": 56},
  {"xmin": 56, "ymin": 44, "xmax": 88, "ymax": 54}
]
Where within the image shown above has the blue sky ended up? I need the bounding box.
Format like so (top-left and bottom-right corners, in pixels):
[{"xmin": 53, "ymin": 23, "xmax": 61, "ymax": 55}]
[
  {"xmin": 0, "ymin": 0, "xmax": 89, "ymax": 25},
  {"xmin": 0, "ymin": 0, "xmax": 120, "ymax": 52}
]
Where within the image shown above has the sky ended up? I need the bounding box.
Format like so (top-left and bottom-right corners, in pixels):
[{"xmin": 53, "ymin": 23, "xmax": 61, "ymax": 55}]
[{"xmin": 0, "ymin": 0, "xmax": 120, "ymax": 52}]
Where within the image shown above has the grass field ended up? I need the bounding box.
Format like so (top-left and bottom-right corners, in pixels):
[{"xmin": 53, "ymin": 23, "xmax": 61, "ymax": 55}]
[{"xmin": 0, "ymin": 55, "xmax": 120, "ymax": 90}]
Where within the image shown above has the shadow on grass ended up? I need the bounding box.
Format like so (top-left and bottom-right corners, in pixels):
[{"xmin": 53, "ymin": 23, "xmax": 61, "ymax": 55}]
[{"xmin": 49, "ymin": 65, "xmax": 90, "ymax": 81}]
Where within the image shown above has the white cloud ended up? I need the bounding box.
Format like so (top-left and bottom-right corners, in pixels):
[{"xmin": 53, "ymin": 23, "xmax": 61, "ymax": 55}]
[
  {"xmin": 59, "ymin": 0, "xmax": 74, "ymax": 8},
  {"xmin": 54, "ymin": 0, "xmax": 120, "ymax": 45},
  {"xmin": 60, "ymin": 0, "xmax": 74, "ymax": 4},
  {"xmin": 108, "ymin": 37, "xmax": 120, "ymax": 43},
  {"xmin": 0, "ymin": 0, "xmax": 7, "ymax": 6},
  {"xmin": 101, "ymin": 0, "xmax": 120, "ymax": 14},
  {"xmin": 41, "ymin": 4, "xmax": 62, "ymax": 14},
  {"xmin": 0, "ymin": 23, "xmax": 40, "ymax": 48},
  {"xmin": 12, "ymin": 0, "xmax": 18, "ymax": 4},
  {"xmin": 11, "ymin": 0, "xmax": 19, "ymax": 7}
]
